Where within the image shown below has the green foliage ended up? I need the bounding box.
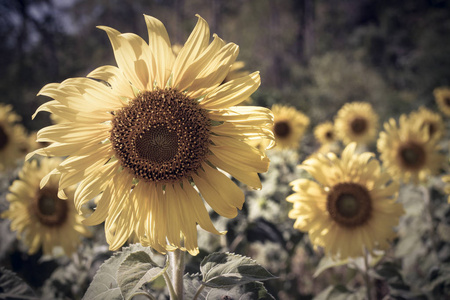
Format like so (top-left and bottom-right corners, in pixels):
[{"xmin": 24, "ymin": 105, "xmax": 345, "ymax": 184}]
[{"xmin": 0, "ymin": 267, "xmax": 37, "ymax": 300}]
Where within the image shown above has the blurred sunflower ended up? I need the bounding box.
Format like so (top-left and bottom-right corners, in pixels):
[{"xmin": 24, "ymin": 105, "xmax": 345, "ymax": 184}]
[
  {"xmin": 269, "ymin": 104, "xmax": 310, "ymax": 150},
  {"xmin": 433, "ymin": 87, "xmax": 450, "ymax": 116},
  {"xmin": 0, "ymin": 104, "xmax": 28, "ymax": 171},
  {"xmin": 377, "ymin": 115, "xmax": 444, "ymax": 185},
  {"xmin": 334, "ymin": 102, "xmax": 379, "ymax": 145},
  {"xmin": 409, "ymin": 106, "xmax": 445, "ymax": 141},
  {"xmin": 443, "ymin": 175, "xmax": 450, "ymax": 203},
  {"xmin": 2, "ymin": 158, "xmax": 91, "ymax": 256},
  {"xmin": 30, "ymin": 15, "xmax": 273, "ymax": 255},
  {"xmin": 313, "ymin": 121, "xmax": 339, "ymax": 153},
  {"xmin": 287, "ymin": 143, "xmax": 404, "ymax": 258}
]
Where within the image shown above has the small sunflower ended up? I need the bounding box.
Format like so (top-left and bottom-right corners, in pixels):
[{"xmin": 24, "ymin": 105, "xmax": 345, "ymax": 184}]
[
  {"xmin": 334, "ymin": 102, "xmax": 379, "ymax": 145},
  {"xmin": 2, "ymin": 158, "xmax": 91, "ymax": 256},
  {"xmin": 0, "ymin": 104, "xmax": 28, "ymax": 170},
  {"xmin": 433, "ymin": 87, "xmax": 450, "ymax": 116},
  {"xmin": 287, "ymin": 143, "xmax": 404, "ymax": 259},
  {"xmin": 409, "ymin": 106, "xmax": 445, "ymax": 141},
  {"xmin": 443, "ymin": 175, "xmax": 450, "ymax": 203},
  {"xmin": 270, "ymin": 104, "xmax": 310, "ymax": 150},
  {"xmin": 377, "ymin": 115, "xmax": 444, "ymax": 185},
  {"xmin": 30, "ymin": 15, "xmax": 273, "ymax": 255}
]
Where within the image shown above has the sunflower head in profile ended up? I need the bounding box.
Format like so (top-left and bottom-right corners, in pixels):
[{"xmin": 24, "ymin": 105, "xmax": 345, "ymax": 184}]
[
  {"xmin": 286, "ymin": 143, "xmax": 404, "ymax": 259},
  {"xmin": 2, "ymin": 158, "xmax": 91, "ymax": 256},
  {"xmin": 0, "ymin": 104, "xmax": 28, "ymax": 171},
  {"xmin": 334, "ymin": 102, "xmax": 379, "ymax": 145},
  {"xmin": 270, "ymin": 104, "xmax": 310, "ymax": 150},
  {"xmin": 433, "ymin": 87, "xmax": 450, "ymax": 116},
  {"xmin": 377, "ymin": 115, "xmax": 444, "ymax": 185},
  {"xmin": 29, "ymin": 15, "xmax": 274, "ymax": 255},
  {"xmin": 409, "ymin": 106, "xmax": 445, "ymax": 141}
]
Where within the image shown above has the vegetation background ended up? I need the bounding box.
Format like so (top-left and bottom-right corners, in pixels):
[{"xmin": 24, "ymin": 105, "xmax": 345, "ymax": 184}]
[{"xmin": 1, "ymin": 0, "xmax": 450, "ymax": 299}]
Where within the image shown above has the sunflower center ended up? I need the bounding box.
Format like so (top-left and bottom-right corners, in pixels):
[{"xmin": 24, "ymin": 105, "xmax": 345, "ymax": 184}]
[
  {"xmin": 350, "ymin": 117, "xmax": 367, "ymax": 135},
  {"xmin": 325, "ymin": 130, "xmax": 334, "ymax": 141},
  {"xmin": 110, "ymin": 88, "xmax": 210, "ymax": 183},
  {"xmin": 274, "ymin": 121, "xmax": 291, "ymax": 138},
  {"xmin": 0, "ymin": 124, "xmax": 9, "ymax": 151},
  {"xmin": 398, "ymin": 142, "xmax": 426, "ymax": 170},
  {"xmin": 327, "ymin": 183, "xmax": 372, "ymax": 227},
  {"xmin": 32, "ymin": 188, "xmax": 68, "ymax": 227}
]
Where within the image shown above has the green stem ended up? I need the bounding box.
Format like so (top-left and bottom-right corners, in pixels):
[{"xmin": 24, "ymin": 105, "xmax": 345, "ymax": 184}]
[
  {"xmin": 192, "ymin": 284, "xmax": 206, "ymax": 300},
  {"xmin": 169, "ymin": 248, "xmax": 185, "ymax": 300},
  {"xmin": 131, "ymin": 291, "xmax": 157, "ymax": 300},
  {"xmin": 163, "ymin": 271, "xmax": 178, "ymax": 300},
  {"xmin": 363, "ymin": 250, "xmax": 372, "ymax": 300},
  {"xmin": 420, "ymin": 185, "xmax": 439, "ymax": 255}
]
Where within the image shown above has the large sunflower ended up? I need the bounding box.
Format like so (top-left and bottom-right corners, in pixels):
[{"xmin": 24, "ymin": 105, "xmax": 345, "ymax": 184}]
[
  {"xmin": 433, "ymin": 87, "xmax": 450, "ymax": 116},
  {"xmin": 334, "ymin": 102, "xmax": 379, "ymax": 145},
  {"xmin": 2, "ymin": 158, "xmax": 91, "ymax": 256},
  {"xmin": 29, "ymin": 15, "xmax": 274, "ymax": 255},
  {"xmin": 0, "ymin": 104, "xmax": 28, "ymax": 171},
  {"xmin": 377, "ymin": 115, "xmax": 444, "ymax": 185},
  {"xmin": 270, "ymin": 104, "xmax": 310, "ymax": 150},
  {"xmin": 287, "ymin": 143, "xmax": 404, "ymax": 259},
  {"xmin": 409, "ymin": 106, "xmax": 445, "ymax": 141}
]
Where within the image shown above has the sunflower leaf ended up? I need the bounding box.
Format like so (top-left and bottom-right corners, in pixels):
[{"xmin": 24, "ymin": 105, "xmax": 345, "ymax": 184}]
[
  {"xmin": 83, "ymin": 244, "xmax": 161, "ymax": 300},
  {"xmin": 184, "ymin": 273, "xmax": 209, "ymax": 300},
  {"xmin": 117, "ymin": 251, "xmax": 168, "ymax": 300},
  {"xmin": 0, "ymin": 267, "xmax": 38, "ymax": 300},
  {"xmin": 206, "ymin": 282, "xmax": 275, "ymax": 300},
  {"xmin": 200, "ymin": 252, "xmax": 275, "ymax": 288}
]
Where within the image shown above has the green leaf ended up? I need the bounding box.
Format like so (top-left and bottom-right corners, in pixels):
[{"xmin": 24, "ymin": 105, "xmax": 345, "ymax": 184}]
[
  {"xmin": 0, "ymin": 267, "xmax": 38, "ymax": 300},
  {"xmin": 313, "ymin": 285, "xmax": 366, "ymax": 300},
  {"xmin": 184, "ymin": 273, "xmax": 209, "ymax": 300},
  {"xmin": 206, "ymin": 282, "xmax": 275, "ymax": 300},
  {"xmin": 117, "ymin": 251, "xmax": 168, "ymax": 300},
  {"xmin": 313, "ymin": 255, "xmax": 349, "ymax": 278},
  {"xmin": 200, "ymin": 252, "xmax": 275, "ymax": 288},
  {"xmin": 83, "ymin": 244, "xmax": 160, "ymax": 300}
]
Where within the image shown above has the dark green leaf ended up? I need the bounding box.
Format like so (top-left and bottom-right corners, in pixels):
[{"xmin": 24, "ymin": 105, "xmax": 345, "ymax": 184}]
[
  {"xmin": 313, "ymin": 285, "xmax": 366, "ymax": 300},
  {"xmin": 200, "ymin": 252, "xmax": 275, "ymax": 288},
  {"xmin": 83, "ymin": 244, "xmax": 159, "ymax": 300},
  {"xmin": 184, "ymin": 273, "xmax": 209, "ymax": 300},
  {"xmin": 206, "ymin": 282, "xmax": 275, "ymax": 300},
  {"xmin": 117, "ymin": 251, "xmax": 167, "ymax": 300},
  {"xmin": 0, "ymin": 267, "xmax": 38, "ymax": 300}
]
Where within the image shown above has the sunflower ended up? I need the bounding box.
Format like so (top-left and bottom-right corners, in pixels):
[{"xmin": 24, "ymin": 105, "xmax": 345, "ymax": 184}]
[
  {"xmin": 287, "ymin": 143, "xmax": 404, "ymax": 259},
  {"xmin": 334, "ymin": 102, "xmax": 379, "ymax": 145},
  {"xmin": 443, "ymin": 175, "xmax": 450, "ymax": 203},
  {"xmin": 1, "ymin": 158, "xmax": 91, "ymax": 256},
  {"xmin": 433, "ymin": 87, "xmax": 450, "ymax": 116},
  {"xmin": 269, "ymin": 104, "xmax": 310, "ymax": 150},
  {"xmin": 0, "ymin": 104, "xmax": 28, "ymax": 171},
  {"xmin": 377, "ymin": 115, "xmax": 444, "ymax": 185},
  {"xmin": 409, "ymin": 106, "xmax": 445, "ymax": 141},
  {"xmin": 29, "ymin": 15, "xmax": 274, "ymax": 255}
]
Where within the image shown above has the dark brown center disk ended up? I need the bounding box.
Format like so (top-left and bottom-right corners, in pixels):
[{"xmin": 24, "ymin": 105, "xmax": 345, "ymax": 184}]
[
  {"xmin": 274, "ymin": 121, "xmax": 291, "ymax": 139},
  {"xmin": 325, "ymin": 130, "xmax": 334, "ymax": 141},
  {"xmin": 350, "ymin": 117, "xmax": 368, "ymax": 135},
  {"xmin": 31, "ymin": 187, "xmax": 69, "ymax": 227},
  {"xmin": 398, "ymin": 141, "xmax": 426, "ymax": 171},
  {"xmin": 110, "ymin": 88, "xmax": 211, "ymax": 183},
  {"xmin": 0, "ymin": 124, "xmax": 9, "ymax": 151},
  {"xmin": 444, "ymin": 97, "xmax": 450, "ymax": 107},
  {"xmin": 327, "ymin": 182, "xmax": 372, "ymax": 227}
]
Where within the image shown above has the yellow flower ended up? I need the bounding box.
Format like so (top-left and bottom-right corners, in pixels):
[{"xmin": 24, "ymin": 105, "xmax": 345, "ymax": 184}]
[
  {"xmin": 2, "ymin": 158, "xmax": 91, "ymax": 256},
  {"xmin": 443, "ymin": 175, "xmax": 450, "ymax": 203},
  {"xmin": 433, "ymin": 87, "xmax": 450, "ymax": 116},
  {"xmin": 287, "ymin": 143, "xmax": 404, "ymax": 259},
  {"xmin": 270, "ymin": 104, "xmax": 310, "ymax": 150},
  {"xmin": 377, "ymin": 115, "xmax": 444, "ymax": 185},
  {"xmin": 0, "ymin": 104, "xmax": 28, "ymax": 171},
  {"xmin": 334, "ymin": 102, "xmax": 379, "ymax": 145},
  {"xmin": 408, "ymin": 106, "xmax": 445, "ymax": 141},
  {"xmin": 30, "ymin": 15, "xmax": 274, "ymax": 255}
]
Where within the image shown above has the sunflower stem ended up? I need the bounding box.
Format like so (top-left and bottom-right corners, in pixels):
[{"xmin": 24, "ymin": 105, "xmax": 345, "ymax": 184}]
[
  {"xmin": 163, "ymin": 271, "xmax": 177, "ymax": 300},
  {"xmin": 363, "ymin": 250, "xmax": 372, "ymax": 300},
  {"xmin": 420, "ymin": 185, "xmax": 439, "ymax": 255},
  {"xmin": 169, "ymin": 248, "xmax": 185, "ymax": 300}
]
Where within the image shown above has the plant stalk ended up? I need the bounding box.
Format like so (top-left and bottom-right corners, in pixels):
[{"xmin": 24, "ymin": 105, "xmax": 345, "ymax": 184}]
[
  {"xmin": 363, "ymin": 250, "xmax": 372, "ymax": 300},
  {"xmin": 169, "ymin": 248, "xmax": 185, "ymax": 300}
]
